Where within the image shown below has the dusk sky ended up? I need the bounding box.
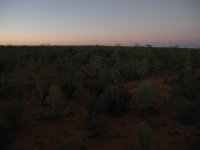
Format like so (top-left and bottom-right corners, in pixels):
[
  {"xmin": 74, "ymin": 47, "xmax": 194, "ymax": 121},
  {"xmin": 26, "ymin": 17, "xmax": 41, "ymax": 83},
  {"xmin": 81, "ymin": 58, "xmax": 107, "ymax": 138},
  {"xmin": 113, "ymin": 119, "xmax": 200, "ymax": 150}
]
[{"xmin": 0, "ymin": 0, "xmax": 200, "ymax": 47}]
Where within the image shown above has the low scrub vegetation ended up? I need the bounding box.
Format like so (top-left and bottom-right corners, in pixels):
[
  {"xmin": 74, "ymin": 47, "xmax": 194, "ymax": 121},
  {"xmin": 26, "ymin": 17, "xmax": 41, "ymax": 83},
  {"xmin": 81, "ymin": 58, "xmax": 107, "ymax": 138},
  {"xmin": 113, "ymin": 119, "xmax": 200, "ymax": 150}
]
[
  {"xmin": 4, "ymin": 99, "xmax": 27, "ymax": 132},
  {"xmin": 136, "ymin": 83, "xmax": 157, "ymax": 115},
  {"xmin": 58, "ymin": 134, "xmax": 71, "ymax": 150},
  {"xmin": 47, "ymin": 85, "xmax": 65, "ymax": 117},
  {"xmin": 0, "ymin": 46, "xmax": 200, "ymax": 149},
  {"xmin": 0, "ymin": 99, "xmax": 27, "ymax": 149},
  {"xmin": 86, "ymin": 86, "xmax": 131, "ymax": 116},
  {"xmin": 0, "ymin": 117, "xmax": 14, "ymax": 150},
  {"xmin": 98, "ymin": 87, "xmax": 131, "ymax": 116},
  {"xmin": 87, "ymin": 113, "xmax": 105, "ymax": 137},
  {"xmin": 136, "ymin": 122, "xmax": 153, "ymax": 150},
  {"xmin": 172, "ymin": 96, "xmax": 190, "ymax": 123}
]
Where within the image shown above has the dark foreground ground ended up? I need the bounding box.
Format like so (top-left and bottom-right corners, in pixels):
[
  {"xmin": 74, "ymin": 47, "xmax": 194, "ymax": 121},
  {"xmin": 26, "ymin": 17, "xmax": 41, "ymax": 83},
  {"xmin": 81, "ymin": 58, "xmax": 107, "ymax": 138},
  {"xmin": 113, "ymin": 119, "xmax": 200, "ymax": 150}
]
[{"xmin": 0, "ymin": 46, "xmax": 200, "ymax": 150}]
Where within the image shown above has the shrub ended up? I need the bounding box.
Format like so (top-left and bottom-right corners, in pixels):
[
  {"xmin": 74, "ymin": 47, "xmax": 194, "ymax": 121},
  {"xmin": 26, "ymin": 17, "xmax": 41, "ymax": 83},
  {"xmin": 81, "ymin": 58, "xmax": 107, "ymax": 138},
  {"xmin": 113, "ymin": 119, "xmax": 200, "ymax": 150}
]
[
  {"xmin": 113, "ymin": 128, "xmax": 123, "ymax": 138},
  {"xmin": 172, "ymin": 70, "xmax": 200, "ymax": 106},
  {"xmin": 136, "ymin": 58, "xmax": 149, "ymax": 79},
  {"xmin": 38, "ymin": 110, "xmax": 57, "ymax": 122},
  {"xmin": 4, "ymin": 99, "xmax": 27, "ymax": 132},
  {"xmin": 89, "ymin": 79, "xmax": 106, "ymax": 95},
  {"xmin": 171, "ymin": 83, "xmax": 183, "ymax": 98},
  {"xmin": 80, "ymin": 140, "xmax": 86, "ymax": 150},
  {"xmin": 85, "ymin": 93, "xmax": 98, "ymax": 114},
  {"xmin": 62, "ymin": 75, "xmax": 77, "ymax": 99},
  {"xmin": 0, "ymin": 118, "xmax": 14, "ymax": 149},
  {"xmin": 58, "ymin": 134, "xmax": 71, "ymax": 150},
  {"xmin": 136, "ymin": 83, "xmax": 156, "ymax": 114},
  {"xmin": 87, "ymin": 113, "xmax": 104, "ymax": 137},
  {"xmin": 98, "ymin": 87, "xmax": 131, "ymax": 116},
  {"xmin": 35, "ymin": 82, "xmax": 49, "ymax": 106},
  {"xmin": 110, "ymin": 67, "xmax": 122, "ymax": 84},
  {"xmin": 0, "ymin": 73, "xmax": 26, "ymax": 99},
  {"xmin": 47, "ymin": 85, "xmax": 65, "ymax": 117},
  {"xmin": 182, "ymin": 76, "xmax": 200, "ymax": 106},
  {"xmin": 119, "ymin": 62, "xmax": 137, "ymax": 80},
  {"xmin": 173, "ymin": 96, "xmax": 190, "ymax": 115},
  {"xmin": 136, "ymin": 122, "xmax": 153, "ymax": 150},
  {"xmin": 172, "ymin": 96, "xmax": 190, "ymax": 123},
  {"xmin": 91, "ymin": 54, "xmax": 103, "ymax": 73}
]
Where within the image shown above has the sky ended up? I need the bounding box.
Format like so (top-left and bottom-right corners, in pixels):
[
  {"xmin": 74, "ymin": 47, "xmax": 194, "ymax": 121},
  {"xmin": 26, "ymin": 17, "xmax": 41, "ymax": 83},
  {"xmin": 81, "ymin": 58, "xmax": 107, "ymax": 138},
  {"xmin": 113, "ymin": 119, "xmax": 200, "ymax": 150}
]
[{"xmin": 0, "ymin": 0, "xmax": 200, "ymax": 47}]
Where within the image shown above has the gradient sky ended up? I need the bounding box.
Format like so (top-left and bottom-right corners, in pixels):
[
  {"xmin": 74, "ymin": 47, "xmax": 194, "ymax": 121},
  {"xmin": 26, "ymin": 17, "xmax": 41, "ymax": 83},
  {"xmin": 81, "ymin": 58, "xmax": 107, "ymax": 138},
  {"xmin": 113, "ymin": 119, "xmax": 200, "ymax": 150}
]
[{"xmin": 0, "ymin": 0, "xmax": 200, "ymax": 47}]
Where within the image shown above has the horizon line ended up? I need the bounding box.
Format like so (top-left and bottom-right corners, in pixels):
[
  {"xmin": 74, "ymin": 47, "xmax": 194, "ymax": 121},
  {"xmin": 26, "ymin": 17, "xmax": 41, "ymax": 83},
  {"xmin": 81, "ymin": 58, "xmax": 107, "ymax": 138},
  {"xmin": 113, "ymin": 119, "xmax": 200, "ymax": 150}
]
[{"xmin": 0, "ymin": 44, "xmax": 199, "ymax": 49}]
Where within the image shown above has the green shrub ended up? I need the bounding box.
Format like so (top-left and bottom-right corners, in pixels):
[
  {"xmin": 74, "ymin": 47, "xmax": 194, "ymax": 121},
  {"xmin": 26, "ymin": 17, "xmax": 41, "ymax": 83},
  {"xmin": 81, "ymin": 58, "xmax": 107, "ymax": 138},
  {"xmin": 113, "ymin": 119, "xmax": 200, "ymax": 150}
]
[
  {"xmin": 110, "ymin": 67, "xmax": 122, "ymax": 84},
  {"xmin": 62, "ymin": 75, "xmax": 76, "ymax": 99},
  {"xmin": 87, "ymin": 113, "xmax": 104, "ymax": 137},
  {"xmin": 72, "ymin": 71, "xmax": 85, "ymax": 99},
  {"xmin": 0, "ymin": 118, "xmax": 14, "ymax": 149},
  {"xmin": 58, "ymin": 134, "xmax": 71, "ymax": 150},
  {"xmin": 85, "ymin": 93, "xmax": 98, "ymax": 114},
  {"xmin": 35, "ymin": 82, "xmax": 49, "ymax": 106},
  {"xmin": 89, "ymin": 79, "xmax": 106, "ymax": 95},
  {"xmin": 136, "ymin": 58, "xmax": 149, "ymax": 79},
  {"xmin": 172, "ymin": 71, "xmax": 200, "ymax": 107},
  {"xmin": 47, "ymin": 85, "xmax": 65, "ymax": 117},
  {"xmin": 171, "ymin": 83, "xmax": 183, "ymax": 98},
  {"xmin": 173, "ymin": 96, "xmax": 190, "ymax": 114},
  {"xmin": 136, "ymin": 122, "xmax": 153, "ymax": 150},
  {"xmin": 182, "ymin": 76, "xmax": 200, "ymax": 106},
  {"xmin": 113, "ymin": 128, "xmax": 123, "ymax": 138},
  {"xmin": 4, "ymin": 99, "xmax": 27, "ymax": 132},
  {"xmin": 172, "ymin": 96, "xmax": 190, "ymax": 123},
  {"xmin": 119, "ymin": 62, "xmax": 137, "ymax": 80},
  {"xmin": 137, "ymin": 83, "xmax": 156, "ymax": 114},
  {"xmin": 80, "ymin": 140, "xmax": 86, "ymax": 150},
  {"xmin": 98, "ymin": 87, "xmax": 131, "ymax": 116},
  {"xmin": 0, "ymin": 73, "xmax": 26, "ymax": 99}
]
